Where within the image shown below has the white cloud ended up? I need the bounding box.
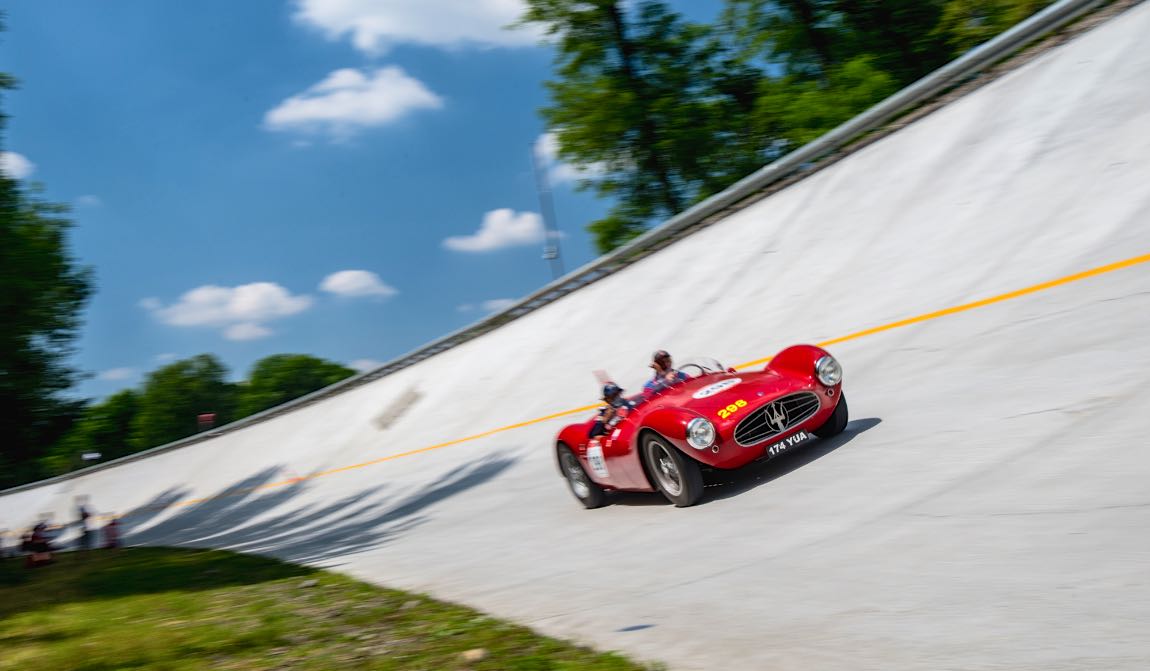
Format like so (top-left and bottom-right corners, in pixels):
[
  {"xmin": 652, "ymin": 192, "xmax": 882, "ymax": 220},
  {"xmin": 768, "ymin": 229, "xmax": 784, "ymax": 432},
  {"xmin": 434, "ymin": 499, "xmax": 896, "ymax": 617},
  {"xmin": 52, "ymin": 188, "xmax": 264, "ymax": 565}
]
[
  {"xmin": 225, "ymin": 323, "xmax": 274, "ymax": 341},
  {"xmin": 320, "ymin": 270, "xmax": 398, "ymax": 298},
  {"xmin": 534, "ymin": 132, "xmax": 606, "ymax": 185},
  {"xmin": 264, "ymin": 66, "xmax": 443, "ymax": 139},
  {"xmin": 155, "ymin": 353, "xmax": 177, "ymax": 363},
  {"xmin": 76, "ymin": 195, "xmax": 103, "ymax": 207},
  {"xmin": 481, "ymin": 298, "xmax": 517, "ymax": 312},
  {"xmin": 458, "ymin": 298, "xmax": 518, "ymax": 313},
  {"xmin": 349, "ymin": 358, "xmax": 383, "ymax": 372},
  {"xmin": 143, "ymin": 282, "xmax": 313, "ymax": 340},
  {"xmin": 97, "ymin": 367, "xmax": 136, "ymax": 382},
  {"xmin": 1, "ymin": 152, "xmax": 35, "ymax": 179},
  {"xmin": 291, "ymin": 0, "xmax": 541, "ymax": 55},
  {"xmin": 443, "ymin": 208, "xmax": 545, "ymax": 253}
]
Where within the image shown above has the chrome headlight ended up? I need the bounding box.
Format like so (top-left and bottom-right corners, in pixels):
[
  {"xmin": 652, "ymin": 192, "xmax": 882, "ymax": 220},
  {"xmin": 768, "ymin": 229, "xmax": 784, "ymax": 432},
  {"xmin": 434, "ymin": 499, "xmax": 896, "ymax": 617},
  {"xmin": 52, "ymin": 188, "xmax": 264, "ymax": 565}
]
[
  {"xmin": 815, "ymin": 355, "xmax": 842, "ymax": 387},
  {"xmin": 686, "ymin": 417, "xmax": 716, "ymax": 449}
]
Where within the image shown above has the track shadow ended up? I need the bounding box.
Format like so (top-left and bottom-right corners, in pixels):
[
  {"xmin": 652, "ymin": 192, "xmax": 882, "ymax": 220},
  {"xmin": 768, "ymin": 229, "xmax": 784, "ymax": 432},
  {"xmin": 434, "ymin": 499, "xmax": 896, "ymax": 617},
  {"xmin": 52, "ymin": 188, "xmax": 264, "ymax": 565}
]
[
  {"xmin": 701, "ymin": 417, "xmax": 882, "ymax": 503},
  {"xmin": 125, "ymin": 454, "xmax": 517, "ymax": 566}
]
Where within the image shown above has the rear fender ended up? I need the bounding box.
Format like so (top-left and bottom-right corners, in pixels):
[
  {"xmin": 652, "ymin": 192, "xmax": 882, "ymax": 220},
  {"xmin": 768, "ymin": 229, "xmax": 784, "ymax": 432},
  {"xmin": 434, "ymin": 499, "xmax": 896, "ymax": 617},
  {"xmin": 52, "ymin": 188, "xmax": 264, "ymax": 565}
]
[{"xmin": 555, "ymin": 419, "xmax": 595, "ymax": 477}]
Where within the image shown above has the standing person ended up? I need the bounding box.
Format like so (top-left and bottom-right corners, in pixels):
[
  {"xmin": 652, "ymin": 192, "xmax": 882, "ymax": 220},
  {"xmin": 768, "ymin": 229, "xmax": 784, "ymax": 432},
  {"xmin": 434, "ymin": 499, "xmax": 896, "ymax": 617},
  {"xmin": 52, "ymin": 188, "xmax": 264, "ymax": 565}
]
[
  {"xmin": 76, "ymin": 497, "xmax": 94, "ymax": 552},
  {"xmin": 643, "ymin": 349, "xmax": 688, "ymax": 398},
  {"xmin": 26, "ymin": 519, "xmax": 55, "ymax": 567},
  {"xmin": 103, "ymin": 517, "xmax": 121, "ymax": 549}
]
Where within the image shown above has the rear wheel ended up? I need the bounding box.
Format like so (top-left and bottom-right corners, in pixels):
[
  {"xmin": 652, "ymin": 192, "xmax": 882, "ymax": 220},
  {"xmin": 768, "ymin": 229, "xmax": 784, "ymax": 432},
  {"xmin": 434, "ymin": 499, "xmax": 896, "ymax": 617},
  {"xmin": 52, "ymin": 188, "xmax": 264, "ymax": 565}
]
[
  {"xmin": 557, "ymin": 443, "xmax": 606, "ymax": 509},
  {"xmin": 813, "ymin": 393, "xmax": 849, "ymax": 438},
  {"xmin": 641, "ymin": 433, "xmax": 704, "ymax": 507}
]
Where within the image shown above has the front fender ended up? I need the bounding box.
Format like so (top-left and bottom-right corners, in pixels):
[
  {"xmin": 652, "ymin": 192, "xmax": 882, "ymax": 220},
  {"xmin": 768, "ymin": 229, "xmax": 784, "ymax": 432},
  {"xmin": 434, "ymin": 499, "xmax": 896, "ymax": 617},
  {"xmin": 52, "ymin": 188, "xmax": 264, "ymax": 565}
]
[
  {"xmin": 641, "ymin": 407, "xmax": 700, "ymax": 446},
  {"xmin": 765, "ymin": 344, "xmax": 835, "ymax": 383}
]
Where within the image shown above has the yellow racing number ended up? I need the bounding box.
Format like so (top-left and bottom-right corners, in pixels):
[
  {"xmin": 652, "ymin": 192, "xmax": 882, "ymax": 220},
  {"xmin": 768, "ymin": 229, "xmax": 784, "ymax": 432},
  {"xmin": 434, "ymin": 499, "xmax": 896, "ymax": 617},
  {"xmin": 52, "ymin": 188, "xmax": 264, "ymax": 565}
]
[{"xmin": 716, "ymin": 399, "xmax": 748, "ymax": 419}]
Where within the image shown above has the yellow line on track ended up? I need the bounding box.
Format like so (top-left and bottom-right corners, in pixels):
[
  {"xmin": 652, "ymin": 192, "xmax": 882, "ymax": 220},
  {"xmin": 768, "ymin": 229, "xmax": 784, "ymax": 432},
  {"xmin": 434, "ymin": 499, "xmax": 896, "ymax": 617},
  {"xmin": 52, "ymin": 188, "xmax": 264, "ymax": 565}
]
[
  {"xmin": 99, "ymin": 252, "xmax": 1150, "ymax": 516},
  {"xmin": 731, "ymin": 253, "xmax": 1150, "ymax": 369}
]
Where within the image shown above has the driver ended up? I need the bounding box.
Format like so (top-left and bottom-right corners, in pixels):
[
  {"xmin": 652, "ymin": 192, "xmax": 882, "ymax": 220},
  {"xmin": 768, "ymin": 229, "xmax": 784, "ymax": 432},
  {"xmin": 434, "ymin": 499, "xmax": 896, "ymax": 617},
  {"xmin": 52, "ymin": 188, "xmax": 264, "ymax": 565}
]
[
  {"xmin": 643, "ymin": 349, "xmax": 688, "ymax": 398},
  {"xmin": 590, "ymin": 382, "xmax": 634, "ymax": 438}
]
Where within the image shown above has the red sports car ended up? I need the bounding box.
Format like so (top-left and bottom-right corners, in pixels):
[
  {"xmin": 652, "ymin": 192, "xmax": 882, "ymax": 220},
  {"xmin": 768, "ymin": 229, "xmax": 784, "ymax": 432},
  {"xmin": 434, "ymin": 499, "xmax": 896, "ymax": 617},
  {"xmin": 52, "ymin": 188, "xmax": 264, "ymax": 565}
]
[{"xmin": 555, "ymin": 345, "xmax": 847, "ymax": 508}]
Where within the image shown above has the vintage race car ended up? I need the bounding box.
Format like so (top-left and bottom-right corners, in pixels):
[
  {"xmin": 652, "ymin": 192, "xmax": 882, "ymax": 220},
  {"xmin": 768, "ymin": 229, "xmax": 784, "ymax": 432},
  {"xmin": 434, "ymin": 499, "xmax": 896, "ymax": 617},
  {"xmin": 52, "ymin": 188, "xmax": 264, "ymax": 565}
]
[{"xmin": 555, "ymin": 345, "xmax": 847, "ymax": 508}]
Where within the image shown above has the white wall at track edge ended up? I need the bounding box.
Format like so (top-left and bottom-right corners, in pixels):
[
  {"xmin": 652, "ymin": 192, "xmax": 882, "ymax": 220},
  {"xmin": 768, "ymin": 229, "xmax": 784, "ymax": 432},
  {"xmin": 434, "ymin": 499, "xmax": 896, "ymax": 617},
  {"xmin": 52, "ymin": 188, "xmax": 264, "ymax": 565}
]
[{"xmin": 4, "ymin": 3, "xmax": 1150, "ymax": 669}]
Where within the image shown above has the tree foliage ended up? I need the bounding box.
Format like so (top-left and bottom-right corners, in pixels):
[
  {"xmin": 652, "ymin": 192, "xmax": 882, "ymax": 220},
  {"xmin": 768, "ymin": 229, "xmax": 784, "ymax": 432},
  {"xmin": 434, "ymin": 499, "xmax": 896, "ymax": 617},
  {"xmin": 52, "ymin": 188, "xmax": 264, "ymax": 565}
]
[
  {"xmin": 41, "ymin": 390, "xmax": 138, "ymax": 476},
  {"xmin": 0, "ymin": 65, "xmax": 95, "ymax": 488},
  {"xmin": 236, "ymin": 354, "xmax": 355, "ymax": 418},
  {"xmin": 38, "ymin": 353, "xmax": 357, "ymax": 478},
  {"xmin": 934, "ymin": 0, "xmax": 1056, "ymax": 52},
  {"xmin": 521, "ymin": 0, "xmax": 1049, "ymax": 253},
  {"xmin": 520, "ymin": 1, "xmax": 732, "ymax": 248},
  {"xmin": 129, "ymin": 354, "xmax": 237, "ymax": 451}
]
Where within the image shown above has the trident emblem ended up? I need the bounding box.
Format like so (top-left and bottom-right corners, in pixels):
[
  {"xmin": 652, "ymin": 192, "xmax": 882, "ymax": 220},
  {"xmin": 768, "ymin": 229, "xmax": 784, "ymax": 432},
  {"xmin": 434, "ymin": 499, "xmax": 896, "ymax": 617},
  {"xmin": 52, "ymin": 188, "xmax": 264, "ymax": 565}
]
[{"xmin": 766, "ymin": 403, "xmax": 788, "ymax": 432}]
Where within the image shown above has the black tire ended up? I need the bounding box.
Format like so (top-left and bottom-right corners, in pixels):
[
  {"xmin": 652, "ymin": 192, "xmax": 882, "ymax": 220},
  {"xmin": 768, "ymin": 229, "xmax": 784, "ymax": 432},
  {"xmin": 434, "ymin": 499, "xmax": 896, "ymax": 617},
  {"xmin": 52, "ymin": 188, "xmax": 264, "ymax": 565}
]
[
  {"xmin": 641, "ymin": 433, "xmax": 704, "ymax": 507},
  {"xmin": 557, "ymin": 443, "xmax": 607, "ymax": 509},
  {"xmin": 813, "ymin": 393, "xmax": 849, "ymax": 439}
]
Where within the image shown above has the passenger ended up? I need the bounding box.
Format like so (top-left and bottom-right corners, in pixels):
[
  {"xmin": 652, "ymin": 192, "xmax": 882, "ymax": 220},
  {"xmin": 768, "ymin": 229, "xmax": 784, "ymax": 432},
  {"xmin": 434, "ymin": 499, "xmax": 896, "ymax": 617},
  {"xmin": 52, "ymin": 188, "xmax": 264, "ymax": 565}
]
[
  {"xmin": 643, "ymin": 350, "xmax": 688, "ymax": 398},
  {"xmin": 589, "ymin": 382, "xmax": 634, "ymax": 439}
]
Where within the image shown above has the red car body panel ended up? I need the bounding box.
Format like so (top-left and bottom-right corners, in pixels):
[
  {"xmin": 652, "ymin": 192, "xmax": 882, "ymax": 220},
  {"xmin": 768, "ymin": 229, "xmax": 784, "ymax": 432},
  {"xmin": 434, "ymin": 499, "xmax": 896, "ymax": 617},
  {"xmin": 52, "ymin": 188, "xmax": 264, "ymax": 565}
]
[{"xmin": 556, "ymin": 345, "xmax": 843, "ymax": 493}]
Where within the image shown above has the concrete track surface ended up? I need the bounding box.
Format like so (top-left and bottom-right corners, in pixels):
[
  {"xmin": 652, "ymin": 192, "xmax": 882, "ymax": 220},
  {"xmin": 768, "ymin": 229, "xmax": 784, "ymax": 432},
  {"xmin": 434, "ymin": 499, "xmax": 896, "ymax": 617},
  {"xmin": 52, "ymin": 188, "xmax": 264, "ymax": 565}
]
[{"xmin": 5, "ymin": 4, "xmax": 1150, "ymax": 669}]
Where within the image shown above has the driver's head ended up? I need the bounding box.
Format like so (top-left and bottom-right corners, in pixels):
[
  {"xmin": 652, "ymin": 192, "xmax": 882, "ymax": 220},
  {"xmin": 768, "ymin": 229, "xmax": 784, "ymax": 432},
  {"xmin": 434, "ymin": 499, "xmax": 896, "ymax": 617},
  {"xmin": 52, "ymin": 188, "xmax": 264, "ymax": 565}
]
[
  {"xmin": 652, "ymin": 349, "xmax": 672, "ymax": 369},
  {"xmin": 602, "ymin": 382, "xmax": 623, "ymax": 400}
]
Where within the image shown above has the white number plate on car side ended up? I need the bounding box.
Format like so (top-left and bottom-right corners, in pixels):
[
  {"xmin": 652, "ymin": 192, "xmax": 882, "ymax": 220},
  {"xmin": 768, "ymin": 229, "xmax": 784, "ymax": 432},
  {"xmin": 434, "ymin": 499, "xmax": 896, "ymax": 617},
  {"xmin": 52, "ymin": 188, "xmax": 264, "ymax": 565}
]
[
  {"xmin": 766, "ymin": 430, "xmax": 810, "ymax": 457},
  {"xmin": 586, "ymin": 444, "xmax": 609, "ymax": 478}
]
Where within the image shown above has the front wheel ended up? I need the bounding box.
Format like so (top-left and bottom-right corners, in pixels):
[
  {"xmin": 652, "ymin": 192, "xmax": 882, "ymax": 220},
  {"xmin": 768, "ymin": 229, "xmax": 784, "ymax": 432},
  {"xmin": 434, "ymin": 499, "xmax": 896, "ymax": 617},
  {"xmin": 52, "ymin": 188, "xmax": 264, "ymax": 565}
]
[
  {"xmin": 813, "ymin": 393, "xmax": 849, "ymax": 438},
  {"xmin": 558, "ymin": 443, "xmax": 607, "ymax": 509},
  {"xmin": 641, "ymin": 434, "xmax": 704, "ymax": 507}
]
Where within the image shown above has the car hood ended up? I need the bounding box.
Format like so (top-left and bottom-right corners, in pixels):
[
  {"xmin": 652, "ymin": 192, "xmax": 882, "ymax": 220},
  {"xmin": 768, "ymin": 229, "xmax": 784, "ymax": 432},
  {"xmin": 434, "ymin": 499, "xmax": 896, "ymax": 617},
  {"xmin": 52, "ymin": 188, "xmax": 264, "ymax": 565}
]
[{"xmin": 646, "ymin": 371, "xmax": 810, "ymax": 417}]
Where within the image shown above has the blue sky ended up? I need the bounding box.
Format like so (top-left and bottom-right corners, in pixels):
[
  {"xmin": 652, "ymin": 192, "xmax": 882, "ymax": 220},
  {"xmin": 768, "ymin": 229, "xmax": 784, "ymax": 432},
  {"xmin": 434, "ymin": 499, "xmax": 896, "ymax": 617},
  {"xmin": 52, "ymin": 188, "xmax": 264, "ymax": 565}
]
[{"xmin": 1, "ymin": 0, "xmax": 723, "ymax": 399}]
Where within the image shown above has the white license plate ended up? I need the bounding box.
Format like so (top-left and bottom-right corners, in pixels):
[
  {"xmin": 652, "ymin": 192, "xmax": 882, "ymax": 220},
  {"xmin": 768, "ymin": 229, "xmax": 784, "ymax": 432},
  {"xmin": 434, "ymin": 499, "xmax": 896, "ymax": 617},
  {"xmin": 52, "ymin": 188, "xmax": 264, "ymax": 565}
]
[{"xmin": 765, "ymin": 430, "xmax": 810, "ymax": 457}]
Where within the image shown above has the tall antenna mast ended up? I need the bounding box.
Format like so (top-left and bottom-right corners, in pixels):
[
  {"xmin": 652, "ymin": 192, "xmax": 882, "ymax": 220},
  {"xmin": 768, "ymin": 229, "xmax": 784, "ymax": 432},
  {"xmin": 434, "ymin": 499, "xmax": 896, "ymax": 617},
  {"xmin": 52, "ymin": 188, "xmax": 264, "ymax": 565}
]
[{"xmin": 531, "ymin": 140, "xmax": 566, "ymax": 280}]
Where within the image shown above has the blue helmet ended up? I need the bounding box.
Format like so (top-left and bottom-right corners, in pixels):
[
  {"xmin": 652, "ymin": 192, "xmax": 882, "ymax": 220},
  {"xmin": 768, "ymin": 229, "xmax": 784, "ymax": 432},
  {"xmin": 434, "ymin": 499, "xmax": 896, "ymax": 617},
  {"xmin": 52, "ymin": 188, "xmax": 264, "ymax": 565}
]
[{"xmin": 602, "ymin": 382, "xmax": 623, "ymax": 399}]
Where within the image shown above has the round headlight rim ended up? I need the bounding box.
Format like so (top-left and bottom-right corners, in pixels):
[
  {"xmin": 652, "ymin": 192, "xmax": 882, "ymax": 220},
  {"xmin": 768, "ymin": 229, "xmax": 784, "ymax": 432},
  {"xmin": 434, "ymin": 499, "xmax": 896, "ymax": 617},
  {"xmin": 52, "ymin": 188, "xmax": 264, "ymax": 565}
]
[
  {"xmin": 815, "ymin": 355, "xmax": 842, "ymax": 387},
  {"xmin": 686, "ymin": 417, "xmax": 716, "ymax": 449}
]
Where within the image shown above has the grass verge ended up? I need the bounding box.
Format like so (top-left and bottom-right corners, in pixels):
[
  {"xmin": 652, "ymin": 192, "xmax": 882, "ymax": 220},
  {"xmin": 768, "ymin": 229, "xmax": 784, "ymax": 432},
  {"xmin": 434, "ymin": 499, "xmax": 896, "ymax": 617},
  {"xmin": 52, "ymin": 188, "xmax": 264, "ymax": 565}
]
[{"xmin": 0, "ymin": 547, "xmax": 661, "ymax": 671}]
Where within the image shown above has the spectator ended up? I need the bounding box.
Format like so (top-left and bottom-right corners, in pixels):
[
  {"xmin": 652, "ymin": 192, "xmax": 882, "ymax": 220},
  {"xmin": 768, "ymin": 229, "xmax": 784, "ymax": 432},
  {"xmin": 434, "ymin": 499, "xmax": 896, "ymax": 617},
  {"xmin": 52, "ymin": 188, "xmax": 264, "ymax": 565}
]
[
  {"xmin": 103, "ymin": 517, "xmax": 121, "ymax": 549},
  {"xmin": 25, "ymin": 519, "xmax": 56, "ymax": 568},
  {"xmin": 76, "ymin": 497, "xmax": 94, "ymax": 552}
]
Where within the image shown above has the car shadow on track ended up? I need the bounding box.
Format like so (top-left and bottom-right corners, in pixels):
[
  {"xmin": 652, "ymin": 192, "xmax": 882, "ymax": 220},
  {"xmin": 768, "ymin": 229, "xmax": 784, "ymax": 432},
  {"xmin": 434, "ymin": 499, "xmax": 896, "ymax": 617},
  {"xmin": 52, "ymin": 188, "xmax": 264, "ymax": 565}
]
[
  {"xmin": 701, "ymin": 416, "xmax": 882, "ymax": 504},
  {"xmin": 609, "ymin": 417, "xmax": 881, "ymax": 507}
]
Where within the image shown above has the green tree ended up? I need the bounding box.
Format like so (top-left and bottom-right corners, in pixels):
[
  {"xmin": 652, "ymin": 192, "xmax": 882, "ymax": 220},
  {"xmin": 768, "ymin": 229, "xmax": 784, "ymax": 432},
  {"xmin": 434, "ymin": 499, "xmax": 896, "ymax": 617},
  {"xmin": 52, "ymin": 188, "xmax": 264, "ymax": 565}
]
[
  {"xmin": 520, "ymin": 0, "xmax": 737, "ymax": 252},
  {"xmin": 756, "ymin": 55, "xmax": 898, "ymax": 147},
  {"xmin": 41, "ymin": 390, "xmax": 139, "ymax": 475},
  {"xmin": 236, "ymin": 354, "xmax": 355, "ymax": 418},
  {"xmin": 130, "ymin": 354, "xmax": 236, "ymax": 450},
  {"xmin": 722, "ymin": 0, "xmax": 842, "ymax": 79},
  {"xmin": 0, "ymin": 65, "xmax": 95, "ymax": 487},
  {"xmin": 830, "ymin": 0, "xmax": 952, "ymax": 85},
  {"xmin": 934, "ymin": 0, "xmax": 1055, "ymax": 52}
]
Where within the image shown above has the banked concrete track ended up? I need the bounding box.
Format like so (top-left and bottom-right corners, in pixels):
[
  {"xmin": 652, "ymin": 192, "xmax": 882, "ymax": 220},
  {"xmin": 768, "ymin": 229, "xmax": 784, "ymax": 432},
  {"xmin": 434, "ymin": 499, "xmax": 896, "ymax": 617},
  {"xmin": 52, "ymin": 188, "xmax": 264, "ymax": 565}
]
[{"xmin": 4, "ymin": 4, "xmax": 1150, "ymax": 669}]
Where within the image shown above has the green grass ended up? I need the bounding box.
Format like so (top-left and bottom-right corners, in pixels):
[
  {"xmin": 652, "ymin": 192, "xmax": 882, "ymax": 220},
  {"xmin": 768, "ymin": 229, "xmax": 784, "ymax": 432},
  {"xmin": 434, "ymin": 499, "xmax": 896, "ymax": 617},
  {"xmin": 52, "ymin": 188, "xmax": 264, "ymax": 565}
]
[{"xmin": 0, "ymin": 547, "xmax": 661, "ymax": 671}]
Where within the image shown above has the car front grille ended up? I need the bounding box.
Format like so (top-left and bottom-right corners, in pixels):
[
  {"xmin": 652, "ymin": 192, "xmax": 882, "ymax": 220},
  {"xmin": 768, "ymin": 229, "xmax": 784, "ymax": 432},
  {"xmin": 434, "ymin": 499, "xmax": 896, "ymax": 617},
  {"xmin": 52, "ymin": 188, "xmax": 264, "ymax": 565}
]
[{"xmin": 734, "ymin": 392, "xmax": 822, "ymax": 447}]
